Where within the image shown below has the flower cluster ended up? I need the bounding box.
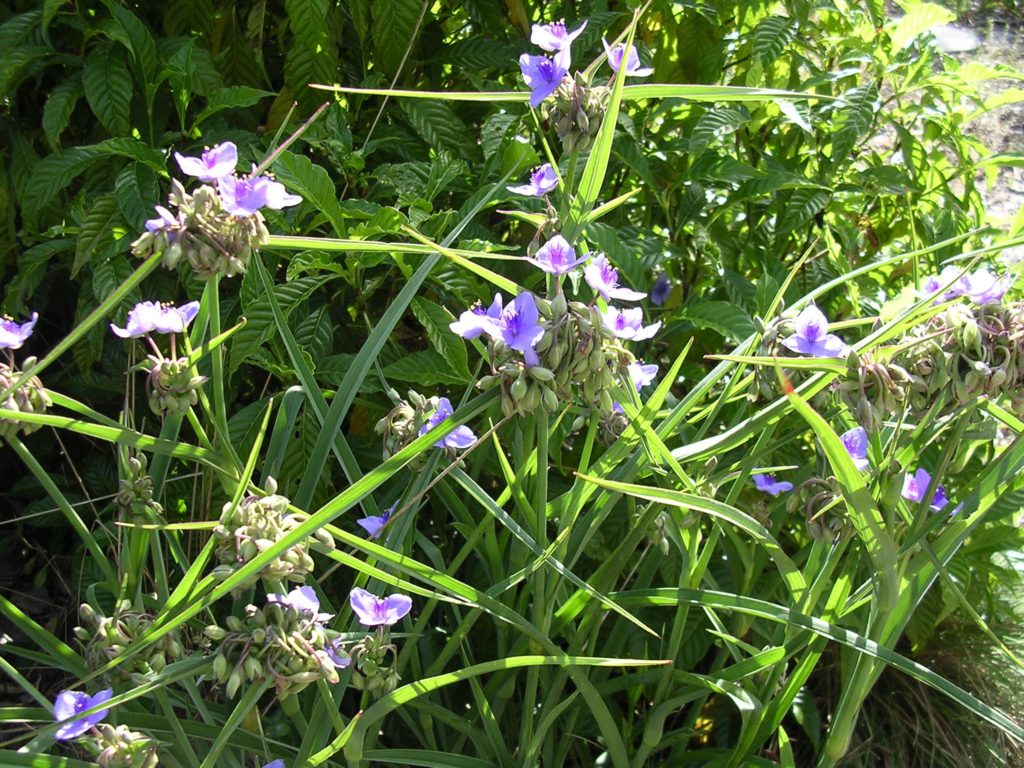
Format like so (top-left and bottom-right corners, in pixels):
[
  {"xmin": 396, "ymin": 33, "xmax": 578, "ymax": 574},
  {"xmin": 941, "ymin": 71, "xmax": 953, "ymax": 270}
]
[
  {"xmin": 75, "ymin": 601, "xmax": 185, "ymax": 682},
  {"xmin": 375, "ymin": 390, "xmax": 477, "ymax": 461},
  {"xmin": 346, "ymin": 588, "xmax": 413, "ymax": 697},
  {"xmin": 0, "ymin": 313, "xmax": 50, "ymax": 440},
  {"xmin": 92, "ymin": 724, "xmax": 160, "ymax": 768},
  {"xmin": 451, "ymin": 236, "xmax": 659, "ymax": 419},
  {"xmin": 115, "ymin": 454, "xmax": 164, "ymax": 524},
  {"xmin": 921, "ymin": 265, "xmax": 1010, "ymax": 306},
  {"xmin": 211, "ymin": 478, "xmax": 334, "ymax": 589},
  {"xmin": 132, "ymin": 142, "xmax": 302, "ymax": 279}
]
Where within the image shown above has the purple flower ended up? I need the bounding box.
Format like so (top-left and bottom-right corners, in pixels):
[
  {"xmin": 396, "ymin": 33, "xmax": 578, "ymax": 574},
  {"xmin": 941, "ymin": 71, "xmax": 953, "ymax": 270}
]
[
  {"xmin": 174, "ymin": 142, "xmax": 238, "ymax": 182},
  {"xmin": 519, "ymin": 49, "xmax": 570, "ymax": 108},
  {"xmin": 922, "ymin": 266, "xmax": 967, "ymax": 303},
  {"xmin": 418, "ymin": 397, "xmax": 477, "ymax": 449},
  {"xmin": 110, "ymin": 301, "xmax": 200, "ymax": 339},
  {"xmin": 902, "ymin": 468, "xmax": 957, "ymax": 513},
  {"xmin": 145, "ymin": 205, "xmax": 180, "ymax": 234},
  {"xmin": 498, "ymin": 292, "xmax": 546, "ymax": 365},
  {"xmin": 584, "ymin": 255, "xmax": 647, "ymax": 301},
  {"xmin": 219, "ymin": 175, "xmax": 303, "ymax": 217},
  {"xmin": 628, "ymin": 361, "xmax": 659, "ymax": 390},
  {"xmin": 601, "ymin": 306, "xmax": 661, "ymax": 341},
  {"xmin": 650, "ymin": 273, "xmax": 672, "ymax": 306},
  {"xmin": 263, "ymin": 762, "xmax": 286, "ymax": 768},
  {"xmin": 349, "ymin": 587, "xmax": 412, "ymax": 626},
  {"xmin": 0, "ymin": 312, "xmax": 38, "ymax": 350},
  {"xmin": 602, "ymin": 39, "xmax": 653, "ymax": 77},
  {"xmin": 963, "ymin": 268, "xmax": 1009, "ymax": 306},
  {"xmin": 267, "ymin": 586, "xmax": 332, "ymax": 624},
  {"xmin": 508, "ymin": 164, "xmax": 559, "ymax": 196},
  {"xmin": 781, "ymin": 306, "xmax": 847, "ymax": 358},
  {"xmin": 53, "ymin": 688, "xmax": 113, "ymax": 740},
  {"xmin": 840, "ymin": 426, "xmax": 870, "ymax": 471},
  {"xmin": 528, "ymin": 235, "xmax": 588, "ymax": 275},
  {"xmin": 531, "ymin": 20, "xmax": 587, "ymax": 53},
  {"xmin": 357, "ymin": 503, "xmax": 394, "ymax": 539},
  {"xmin": 324, "ymin": 639, "xmax": 351, "ymax": 670},
  {"xmin": 450, "ymin": 294, "xmax": 503, "ymax": 340},
  {"xmin": 753, "ymin": 473, "xmax": 793, "ymax": 496}
]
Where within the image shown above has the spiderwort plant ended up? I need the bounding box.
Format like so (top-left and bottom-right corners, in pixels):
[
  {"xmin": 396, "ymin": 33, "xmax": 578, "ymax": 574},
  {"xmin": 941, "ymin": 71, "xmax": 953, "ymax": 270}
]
[
  {"xmin": 174, "ymin": 142, "xmax": 239, "ymax": 181},
  {"xmin": 358, "ymin": 503, "xmax": 394, "ymax": 539},
  {"xmin": 753, "ymin": 473, "xmax": 794, "ymax": 496},
  {"xmin": 508, "ymin": 164, "xmax": 559, "ymax": 197},
  {"xmin": 602, "ymin": 39, "xmax": 654, "ymax": 77},
  {"xmin": 53, "ymin": 689, "xmax": 113, "ymax": 741},
  {"xmin": 527, "ymin": 235, "xmax": 588, "ymax": 275},
  {"xmin": 781, "ymin": 306, "xmax": 847, "ymax": 358},
  {"xmin": 841, "ymin": 426, "xmax": 870, "ymax": 471}
]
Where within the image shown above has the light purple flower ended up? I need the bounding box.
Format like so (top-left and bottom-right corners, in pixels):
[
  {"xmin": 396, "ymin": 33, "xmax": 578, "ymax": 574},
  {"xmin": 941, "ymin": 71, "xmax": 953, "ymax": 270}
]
[
  {"xmin": 519, "ymin": 49, "xmax": 570, "ymax": 108},
  {"xmin": 173, "ymin": 142, "xmax": 238, "ymax": 182},
  {"xmin": 219, "ymin": 175, "xmax": 303, "ymax": 217},
  {"xmin": 753, "ymin": 473, "xmax": 793, "ymax": 496},
  {"xmin": 357, "ymin": 503, "xmax": 394, "ymax": 539},
  {"xmin": 901, "ymin": 468, "xmax": 958, "ymax": 513},
  {"xmin": 0, "ymin": 312, "xmax": 38, "ymax": 350},
  {"xmin": 601, "ymin": 306, "xmax": 661, "ymax": 341},
  {"xmin": 531, "ymin": 20, "xmax": 587, "ymax": 53},
  {"xmin": 53, "ymin": 688, "xmax": 113, "ymax": 741},
  {"xmin": 613, "ymin": 362, "xmax": 659, "ymax": 412},
  {"xmin": 603, "ymin": 39, "xmax": 653, "ymax": 77},
  {"xmin": 781, "ymin": 306, "xmax": 847, "ymax": 358},
  {"xmin": 450, "ymin": 294, "xmax": 503, "ymax": 340},
  {"xmin": 145, "ymin": 205, "xmax": 180, "ymax": 234},
  {"xmin": 585, "ymin": 255, "xmax": 647, "ymax": 301},
  {"xmin": 267, "ymin": 586, "xmax": 332, "ymax": 624},
  {"xmin": 349, "ymin": 587, "xmax": 412, "ymax": 627},
  {"xmin": 110, "ymin": 301, "xmax": 200, "ymax": 339},
  {"xmin": 528, "ymin": 235, "xmax": 588, "ymax": 275},
  {"xmin": 418, "ymin": 397, "xmax": 477, "ymax": 449},
  {"xmin": 651, "ymin": 273, "xmax": 672, "ymax": 306},
  {"xmin": 508, "ymin": 164, "xmax": 559, "ymax": 196},
  {"xmin": 263, "ymin": 762, "xmax": 286, "ymax": 768},
  {"xmin": 840, "ymin": 426, "xmax": 870, "ymax": 471},
  {"xmin": 922, "ymin": 266, "xmax": 967, "ymax": 303},
  {"xmin": 324, "ymin": 639, "xmax": 350, "ymax": 670},
  {"xmin": 498, "ymin": 292, "xmax": 546, "ymax": 365},
  {"xmin": 963, "ymin": 268, "xmax": 1009, "ymax": 306}
]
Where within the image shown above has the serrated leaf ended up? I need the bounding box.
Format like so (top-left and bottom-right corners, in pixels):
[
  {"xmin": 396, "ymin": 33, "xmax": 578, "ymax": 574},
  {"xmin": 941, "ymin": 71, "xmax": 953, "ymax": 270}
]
[
  {"xmin": 114, "ymin": 163, "xmax": 160, "ymax": 231},
  {"xmin": 690, "ymin": 107, "xmax": 748, "ymax": 156},
  {"xmin": 108, "ymin": 2, "xmax": 157, "ymax": 81},
  {"xmin": 83, "ymin": 43, "xmax": 133, "ymax": 135},
  {"xmin": 294, "ymin": 307, "xmax": 334, "ymax": 361},
  {"xmin": 92, "ymin": 253, "xmax": 136, "ymax": 302},
  {"xmin": 889, "ymin": 2, "xmax": 956, "ymax": 50},
  {"xmin": 400, "ymin": 99, "xmax": 475, "ymax": 159},
  {"xmin": 42, "ymin": 75, "xmax": 83, "ymax": 148},
  {"xmin": 231, "ymin": 275, "xmax": 330, "ymax": 372},
  {"xmin": 195, "ymin": 86, "xmax": 274, "ymax": 125},
  {"xmin": 411, "ymin": 297, "xmax": 469, "ymax": 377},
  {"xmin": 681, "ymin": 301, "xmax": 755, "ymax": 340},
  {"xmin": 751, "ymin": 16, "xmax": 798, "ymax": 65},
  {"xmin": 777, "ymin": 188, "xmax": 831, "ymax": 236},
  {"xmin": 384, "ymin": 350, "xmax": 473, "ymax": 386},
  {"xmin": 284, "ymin": 43, "xmax": 338, "ymax": 112},
  {"xmin": 439, "ymin": 36, "xmax": 518, "ymax": 70},
  {"xmin": 372, "ymin": 0, "xmax": 421, "ymax": 75},
  {"xmin": 74, "ymin": 194, "xmax": 124, "ymax": 278},
  {"xmin": 286, "ymin": 0, "xmax": 330, "ymax": 50},
  {"xmin": 272, "ymin": 151, "xmax": 346, "ymax": 236}
]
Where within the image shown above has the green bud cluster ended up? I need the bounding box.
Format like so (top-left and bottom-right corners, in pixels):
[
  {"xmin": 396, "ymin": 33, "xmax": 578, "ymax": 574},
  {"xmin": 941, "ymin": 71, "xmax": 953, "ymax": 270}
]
[
  {"xmin": 348, "ymin": 629, "xmax": 402, "ymax": 698},
  {"xmin": 93, "ymin": 724, "xmax": 159, "ymax": 768},
  {"xmin": 212, "ymin": 479, "xmax": 333, "ymax": 588},
  {"xmin": 0, "ymin": 359, "xmax": 51, "ymax": 440},
  {"xmin": 131, "ymin": 179, "xmax": 268, "ymax": 279},
  {"xmin": 205, "ymin": 601, "xmax": 346, "ymax": 699},
  {"xmin": 75, "ymin": 601, "xmax": 184, "ymax": 683},
  {"xmin": 146, "ymin": 355, "xmax": 206, "ymax": 417},
  {"xmin": 543, "ymin": 74, "xmax": 610, "ymax": 154},
  {"xmin": 478, "ymin": 294, "xmax": 638, "ymax": 419},
  {"xmin": 784, "ymin": 476, "xmax": 845, "ymax": 541},
  {"xmin": 116, "ymin": 455, "xmax": 164, "ymax": 524},
  {"xmin": 374, "ymin": 389, "xmax": 449, "ymax": 463}
]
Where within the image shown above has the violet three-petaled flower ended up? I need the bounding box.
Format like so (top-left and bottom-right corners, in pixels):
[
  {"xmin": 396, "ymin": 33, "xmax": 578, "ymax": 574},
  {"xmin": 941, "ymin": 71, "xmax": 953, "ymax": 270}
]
[
  {"xmin": 499, "ymin": 292, "xmax": 546, "ymax": 365},
  {"xmin": 963, "ymin": 268, "xmax": 1009, "ymax": 306},
  {"xmin": 508, "ymin": 164, "xmax": 559, "ymax": 196},
  {"xmin": 110, "ymin": 301, "xmax": 200, "ymax": 339},
  {"xmin": 357, "ymin": 503, "xmax": 394, "ymax": 539},
  {"xmin": 901, "ymin": 468, "xmax": 959, "ymax": 513},
  {"xmin": 324, "ymin": 639, "xmax": 351, "ymax": 670},
  {"xmin": 0, "ymin": 312, "xmax": 38, "ymax": 350},
  {"xmin": 267, "ymin": 586, "xmax": 333, "ymax": 624},
  {"xmin": 418, "ymin": 397, "xmax": 477, "ymax": 449},
  {"xmin": 781, "ymin": 306, "xmax": 847, "ymax": 358},
  {"xmin": 753, "ymin": 474, "xmax": 793, "ymax": 496},
  {"xmin": 601, "ymin": 306, "xmax": 661, "ymax": 341},
  {"xmin": 53, "ymin": 688, "xmax": 113, "ymax": 741},
  {"xmin": 531, "ymin": 20, "xmax": 587, "ymax": 52},
  {"xmin": 584, "ymin": 255, "xmax": 647, "ymax": 301},
  {"xmin": 602, "ymin": 39, "xmax": 653, "ymax": 77},
  {"xmin": 840, "ymin": 426, "xmax": 870, "ymax": 471},
  {"xmin": 145, "ymin": 205, "xmax": 181, "ymax": 236},
  {"xmin": 349, "ymin": 587, "xmax": 412, "ymax": 627},
  {"xmin": 174, "ymin": 142, "xmax": 238, "ymax": 182},
  {"xmin": 528, "ymin": 235, "xmax": 588, "ymax": 275},
  {"xmin": 450, "ymin": 294, "xmax": 503, "ymax": 340},
  {"xmin": 219, "ymin": 175, "xmax": 303, "ymax": 217},
  {"xmin": 519, "ymin": 49, "xmax": 571, "ymax": 108},
  {"xmin": 921, "ymin": 265, "xmax": 966, "ymax": 303}
]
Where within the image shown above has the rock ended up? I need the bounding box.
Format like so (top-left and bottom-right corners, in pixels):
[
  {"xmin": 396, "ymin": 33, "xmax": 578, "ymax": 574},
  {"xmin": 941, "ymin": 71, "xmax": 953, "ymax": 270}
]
[{"xmin": 929, "ymin": 23, "xmax": 982, "ymax": 53}]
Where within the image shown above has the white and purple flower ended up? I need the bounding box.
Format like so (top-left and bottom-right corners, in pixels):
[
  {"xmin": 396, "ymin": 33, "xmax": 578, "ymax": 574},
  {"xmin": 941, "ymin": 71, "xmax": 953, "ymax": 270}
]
[
  {"xmin": 752, "ymin": 473, "xmax": 793, "ymax": 496},
  {"xmin": 110, "ymin": 301, "xmax": 200, "ymax": 339},
  {"xmin": 349, "ymin": 587, "xmax": 412, "ymax": 627},
  {"xmin": 602, "ymin": 39, "xmax": 653, "ymax": 77},
  {"xmin": 584, "ymin": 255, "xmax": 647, "ymax": 301},
  {"xmin": 963, "ymin": 268, "xmax": 1009, "ymax": 306},
  {"xmin": 53, "ymin": 688, "xmax": 113, "ymax": 741},
  {"xmin": 921, "ymin": 265, "xmax": 966, "ymax": 303},
  {"xmin": 419, "ymin": 397, "xmax": 477, "ymax": 450},
  {"xmin": 531, "ymin": 20, "xmax": 587, "ymax": 53},
  {"xmin": 840, "ymin": 426, "xmax": 870, "ymax": 471},
  {"xmin": 0, "ymin": 312, "xmax": 38, "ymax": 350},
  {"xmin": 174, "ymin": 142, "xmax": 238, "ymax": 182},
  {"xmin": 508, "ymin": 164, "xmax": 559, "ymax": 197},
  {"xmin": 450, "ymin": 292, "xmax": 545, "ymax": 366},
  {"xmin": 219, "ymin": 175, "xmax": 303, "ymax": 217},
  {"xmin": 528, "ymin": 235, "xmax": 587, "ymax": 275},
  {"xmin": 267, "ymin": 585, "xmax": 333, "ymax": 624},
  {"xmin": 519, "ymin": 49, "xmax": 571, "ymax": 108},
  {"xmin": 612, "ymin": 361, "xmax": 659, "ymax": 413},
  {"xmin": 449, "ymin": 294, "xmax": 503, "ymax": 340},
  {"xmin": 781, "ymin": 306, "xmax": 847, "ymax": 358},
  {"xmin": 600, "ymin": 306, "xmax": 661, "ymax": 341}
]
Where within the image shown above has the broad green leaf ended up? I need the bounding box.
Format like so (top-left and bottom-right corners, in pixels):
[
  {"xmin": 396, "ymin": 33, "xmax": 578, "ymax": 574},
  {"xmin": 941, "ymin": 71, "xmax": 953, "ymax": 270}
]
[
  {"xmin": 83, "ymin": 43, "xmax": 133, "ymax": 135},
  {"xmin": 195, "ymin": 85, "xmax": 274, "ymax": 125},
  {"xmin": 73, "ymin": 193, "xmax": 124, "ymax": 277},
  {"xmin": 41, "ymin": 76, "xmax": 82, "ymax": 148},
  {"xmin": 272, "ymin": 151, "xmax": 347, "ymax": 236},
  {"xmin": 371, "ymin": 0, "xmax": 422, "ymax": 75},
  {"xmin": 411, "ymin": 297, "xmax": 469, "ymax": 376}
]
